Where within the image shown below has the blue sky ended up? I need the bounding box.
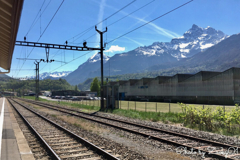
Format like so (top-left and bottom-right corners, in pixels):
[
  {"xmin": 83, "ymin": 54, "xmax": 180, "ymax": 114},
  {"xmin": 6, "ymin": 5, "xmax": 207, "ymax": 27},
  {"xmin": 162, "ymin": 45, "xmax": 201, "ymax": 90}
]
[{"xmin": 8, "ymin": 0, "xmax": 240, "ymax": 78}]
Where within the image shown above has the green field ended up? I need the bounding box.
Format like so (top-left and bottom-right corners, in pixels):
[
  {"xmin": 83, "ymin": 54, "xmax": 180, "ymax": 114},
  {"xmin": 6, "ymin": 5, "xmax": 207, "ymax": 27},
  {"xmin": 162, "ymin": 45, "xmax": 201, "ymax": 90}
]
[
  {"xmin": 20, "ymin": 96, "xmax": 240, "ymax": 136},
  {"xmin": 118, "ymin": 100, "xmax": 235, "ymax": 113},
  {"xmin": 21, "ymin": 96, "xmax": 100, "ymax": 112},
  {"xmin": 23, "ymin": 96, "xmax": 236, "ymax": 114}
]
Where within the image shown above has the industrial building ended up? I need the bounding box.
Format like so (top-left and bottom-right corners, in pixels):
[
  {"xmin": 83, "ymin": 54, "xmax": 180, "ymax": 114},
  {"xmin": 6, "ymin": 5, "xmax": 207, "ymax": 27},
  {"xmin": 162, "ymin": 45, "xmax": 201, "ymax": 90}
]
[{"xmin": 109, "ymin": 67, "xmax": 240, "ymax": 105}]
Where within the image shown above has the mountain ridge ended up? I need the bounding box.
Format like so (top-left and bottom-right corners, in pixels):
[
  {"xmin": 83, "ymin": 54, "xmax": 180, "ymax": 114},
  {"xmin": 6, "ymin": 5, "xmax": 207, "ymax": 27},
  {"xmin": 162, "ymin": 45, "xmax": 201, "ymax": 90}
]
[
  {"xmin": 69, "ymin": 24, "xmax": 228, "ymax": 85},
  {"xmin": 64, "ymin": 53, "xmax": 110, "ymax": 85},
  {"xmin": 26, "ymin": 71, "xmax": 72, "ymax": 80},
  {"xmin": 65, "ymin": 24, "xmax": 232, "ymax": 85}
]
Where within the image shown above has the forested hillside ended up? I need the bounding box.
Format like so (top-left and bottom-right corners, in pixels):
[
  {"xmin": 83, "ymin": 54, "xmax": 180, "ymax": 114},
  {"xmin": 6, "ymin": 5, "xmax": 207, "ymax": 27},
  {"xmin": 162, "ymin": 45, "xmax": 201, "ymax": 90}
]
[{"xmin": 0, "ymin": 78, "xmax": 74, "ymax": 94}]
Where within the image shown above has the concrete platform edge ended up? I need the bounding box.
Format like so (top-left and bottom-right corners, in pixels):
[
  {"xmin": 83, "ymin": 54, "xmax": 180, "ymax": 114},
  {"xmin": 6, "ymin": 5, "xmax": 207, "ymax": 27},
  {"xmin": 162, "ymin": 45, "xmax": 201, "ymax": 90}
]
[{"xmin": 7, "ymin": 99, "xmax": 35, "ymax": 160}]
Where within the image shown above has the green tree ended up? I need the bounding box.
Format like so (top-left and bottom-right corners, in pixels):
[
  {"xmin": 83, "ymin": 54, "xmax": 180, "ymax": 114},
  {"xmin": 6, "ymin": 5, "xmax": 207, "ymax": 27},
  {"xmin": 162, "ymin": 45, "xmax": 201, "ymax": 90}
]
[
  {"xmin": 75, "ymin": 85, "xmax": 78, "ymax": 91},
  {"xmin": 90, "ymin": 77, "xmax": 100, "ymax": 95}
]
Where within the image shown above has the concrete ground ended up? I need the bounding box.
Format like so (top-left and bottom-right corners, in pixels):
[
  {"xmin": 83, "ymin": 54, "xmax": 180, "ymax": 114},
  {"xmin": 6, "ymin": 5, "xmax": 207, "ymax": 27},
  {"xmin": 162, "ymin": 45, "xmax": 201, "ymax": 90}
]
[{"xmin": 0, "ymin": 97, "xmax": 34, "ymax": 160}]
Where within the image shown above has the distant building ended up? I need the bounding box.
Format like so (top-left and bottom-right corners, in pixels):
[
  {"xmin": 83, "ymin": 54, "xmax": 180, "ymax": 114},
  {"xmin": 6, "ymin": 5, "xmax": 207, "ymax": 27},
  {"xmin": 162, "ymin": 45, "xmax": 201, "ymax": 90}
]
[{"xmin": 109, "ymin": 67, "xmax": 240, "ymax": 105}]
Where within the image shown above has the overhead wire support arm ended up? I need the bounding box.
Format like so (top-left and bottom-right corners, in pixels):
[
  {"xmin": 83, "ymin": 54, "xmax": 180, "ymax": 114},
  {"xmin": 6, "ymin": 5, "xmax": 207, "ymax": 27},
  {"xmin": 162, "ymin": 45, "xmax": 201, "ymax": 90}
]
[
  {"xmin": 16, "ymin": 27, "xmax": 107, "ymax": 110},
  {"xmin": 15, "ymin": 41, "xmax": 102, "ymax": 51}
]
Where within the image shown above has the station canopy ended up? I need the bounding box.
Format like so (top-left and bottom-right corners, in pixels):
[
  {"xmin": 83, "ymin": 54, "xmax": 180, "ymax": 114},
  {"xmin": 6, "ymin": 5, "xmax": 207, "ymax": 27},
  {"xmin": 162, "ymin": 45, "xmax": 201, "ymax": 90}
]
[{"xmin": 0, "ymin": 0, "xmax": 24, "ymax": 73}]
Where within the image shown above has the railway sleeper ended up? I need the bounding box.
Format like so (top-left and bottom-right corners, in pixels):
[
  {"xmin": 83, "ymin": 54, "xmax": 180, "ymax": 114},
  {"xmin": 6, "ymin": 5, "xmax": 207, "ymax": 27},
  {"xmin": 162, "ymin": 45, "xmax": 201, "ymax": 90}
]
[
  {"xmin": 56, "ymin": 148, "xmax": 88, "ymax": 154},
  {"xmin": 60, "ymin": 152, "xmax": 94, "ymax": 159},
  {"xmin": 47, "ymin": 138, "xmax": 73, "ymax": 142},
  {"xmin": 81, "ymin": 157, "xmax": 101, "ymax": 160},
  {"xmin": 53, "ymin": 144, "xmax": 83, "ymax": 150},
  {"xmin": 50, "ymin": 141, "xmax": 78, "ymax": 146}
]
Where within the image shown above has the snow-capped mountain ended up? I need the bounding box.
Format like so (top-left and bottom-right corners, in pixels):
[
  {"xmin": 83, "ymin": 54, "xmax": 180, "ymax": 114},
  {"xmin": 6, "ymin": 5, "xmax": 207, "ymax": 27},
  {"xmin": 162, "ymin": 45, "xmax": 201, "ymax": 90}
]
[
  {"xmin": 88, "ymin": 52, "xmax": 109, "ymax": 63},
  {"xmin": 92, "ymin": 24, "xmax": 229, "ymax": 75},
  {"xmin": 135, "ymin": 24, "xmax": 228, "ymax": 59},
  {"xmin": 65, "ymin": 24, "xmax": 229, "ymax": 85},
  {"xmin": 27, "ymin": 71, "xmax": 72, "ymax": 80},
  {"xmin": 64, "ymin": 53, "xmax": 110, "ymax": 85},
  {"xmin": 148, "ymin": 33, "xmax": 240, "ymax": 73}
]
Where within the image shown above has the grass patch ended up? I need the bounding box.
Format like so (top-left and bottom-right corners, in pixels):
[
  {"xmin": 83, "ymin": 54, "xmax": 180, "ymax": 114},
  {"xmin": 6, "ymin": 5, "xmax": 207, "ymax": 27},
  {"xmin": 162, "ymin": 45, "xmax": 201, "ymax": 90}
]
[
  {"xmin": 33, "ymin": 106, "xmax": 41, "ymax": 109},
  {"xmin": 51, "ymin": 114, "xmax": 57, "ymax": 118},
  {"xmin": 21, "ymin": 97, "xmax": 239, "ymax": 136},
  {"xmin": 179, "ymin": 103, "xmax": 240, "ymax": 136},
  {"xmin": 105, "ymin": 108, "xmax": 184, "ymax": 123},
  {"xmin": 21, "ymin": 96, "xmax": 100, "ymax": 111},
  {"xmin": 119, "ymin": 100, "xmax": 236, "ymax": 113},
  {"xmin": 57, "ymin": 115, "xmax": 108, "ymax": 134},
  {"xmin": 22, "ymin": 96, "xmax": 50, "ymax": 102}
]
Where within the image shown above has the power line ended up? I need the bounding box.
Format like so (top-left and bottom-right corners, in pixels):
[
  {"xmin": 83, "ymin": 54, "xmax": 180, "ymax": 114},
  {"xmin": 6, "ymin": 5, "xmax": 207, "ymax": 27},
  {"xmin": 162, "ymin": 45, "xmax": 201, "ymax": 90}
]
[
  {"xmin": 14, "ymin": 46, "xmax": 24, "ymax": 75},
  {"xmin": 40, "ymin": 0, "xmax": 138, "ymax": 73},
  {"xmin": 40, "ymin": 41, "xmax": 69, "ymax": 72},
  {"xmin": 39, "ymin": 0, "xmax": 65, "ymax": 40},
  {"xmin": 107, "ymin": 0, "xmax": 194, "ymax": 44},
  {"xmin": 103, "ymin": 0, "xmax": 137, "ymax": 22},
  {"xmin": 17, "ymin": 0, "xmax": 136, "ymax": 77},
  {"xmin": 25, "ymin": 0, "xmax": 52, "ymax": 37},
  {"xmin": 16, "ymin": 1, "xmax": 47, "ymax": 76},
  {"xmin": 17, "ymin": 0, "xmax": 141, "ymax": 77},
  {"xmin": 44, "ymin": 51, "xmax": 94, "ymax": 73},
  {"xmin": 108, "ymin": 0, "xmax": 155, "ymax": 27},
  {"xmin": 16, "ymin": 0, "xmax": 65, "ymax": 77},
  {"xmin": 68, "ymin": 0, "xmax": 137, "ymax": 42},
  {"xmin": 83, "ymin": 0, "xmax": 156, "ymax": 43},
  {"xmin": 26, "ymin": 0, "xmax": 64, "ymax": 59},
  {"xmin": 25, "ymin": 0, "xmax": 46, "ymax": 37}
]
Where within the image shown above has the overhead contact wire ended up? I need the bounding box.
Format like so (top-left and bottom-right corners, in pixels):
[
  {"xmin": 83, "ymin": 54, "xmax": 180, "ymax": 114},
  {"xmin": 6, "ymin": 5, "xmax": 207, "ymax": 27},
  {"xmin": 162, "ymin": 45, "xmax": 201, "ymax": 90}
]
[
  {"xmin": 17, "ymin": 0, "xmax": 65, "ymax": 77},
  {"xmin": 107, "ymin": 0, "xmax": 194, "ymax": 44},
  {"xmin": 69, "ymin": 0, "xmax": 137, "ymax": 42}
]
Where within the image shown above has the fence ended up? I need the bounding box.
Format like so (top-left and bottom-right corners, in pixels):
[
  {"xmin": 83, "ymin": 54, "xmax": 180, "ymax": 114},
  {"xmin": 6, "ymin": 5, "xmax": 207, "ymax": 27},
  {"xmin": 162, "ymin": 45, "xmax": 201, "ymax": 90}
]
[
  {"xmin": 118, "ymin": 101, "xmax": 236, "ymax": 113},
  {"xmin": 62, "ymin": 100, "xmax": 101, "ymax": 107},
  {"xmin": 59, "ymin": 99, "xmax": 236, "ymax": 113}
]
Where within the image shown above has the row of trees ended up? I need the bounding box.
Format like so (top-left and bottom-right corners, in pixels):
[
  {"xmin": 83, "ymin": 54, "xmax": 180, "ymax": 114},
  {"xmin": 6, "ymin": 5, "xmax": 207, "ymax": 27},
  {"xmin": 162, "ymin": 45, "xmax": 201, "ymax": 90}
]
[{"xmin": 0, "ymin": 78, "xmax": 76, "ymax": 96}]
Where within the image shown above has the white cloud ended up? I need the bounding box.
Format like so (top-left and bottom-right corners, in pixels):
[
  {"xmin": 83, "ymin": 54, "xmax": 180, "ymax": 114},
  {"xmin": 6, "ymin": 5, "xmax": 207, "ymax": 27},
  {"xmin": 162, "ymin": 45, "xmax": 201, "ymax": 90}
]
[
  {"xmin": 98, "ymin": 2, "xmax": 181, "ymax": 39},
  {"xmin": 95, "ymin": 0, "xmax": 106, "ymax": 42},
  {"xmin": 105, "ymin": 45, "xmax": 125, "ymax": 53},
  {"xmin": 135, "ymin": 17, "xmax": 181, "ymax": 38},
  {"xmin": 92, "ymin": 1, "xmax": 181, "ymax": 39},
  {"xmin": 98, "ymin": 0, "xmax": 106, "ymax": 30}
]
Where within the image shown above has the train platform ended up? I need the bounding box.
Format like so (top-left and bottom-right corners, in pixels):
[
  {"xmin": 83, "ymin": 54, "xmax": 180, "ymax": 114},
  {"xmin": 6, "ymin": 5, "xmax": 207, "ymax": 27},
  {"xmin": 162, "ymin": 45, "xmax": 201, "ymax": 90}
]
[{"xmin": 0, "ymin": 97, "xmax": 34, "ymax": 160}]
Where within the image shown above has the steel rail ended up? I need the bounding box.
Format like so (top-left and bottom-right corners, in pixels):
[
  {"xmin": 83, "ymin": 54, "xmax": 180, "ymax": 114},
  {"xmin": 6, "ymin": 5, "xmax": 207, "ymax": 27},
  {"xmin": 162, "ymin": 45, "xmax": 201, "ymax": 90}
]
[
  {"xmin": 9, "ymin": 98, "xmax": 120, "ymax": 160},
  {"xmin": 16, "ymin": 98, "xmax": 238, "ymax": 160},
  {"xmin": 8, "ymin": 99, "xmax": 61, "ymax": 160},
  {"xmin": 22, "ymin": 98, "xmax": 239, "ymax": 150}
]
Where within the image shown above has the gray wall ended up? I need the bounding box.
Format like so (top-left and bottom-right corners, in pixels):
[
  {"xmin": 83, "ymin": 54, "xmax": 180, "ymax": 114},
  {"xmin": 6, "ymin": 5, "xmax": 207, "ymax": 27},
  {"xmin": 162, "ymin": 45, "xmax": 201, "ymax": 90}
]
[{"xmin": 113, "ymin": 67, "xmax": 240, "ymax": 104}]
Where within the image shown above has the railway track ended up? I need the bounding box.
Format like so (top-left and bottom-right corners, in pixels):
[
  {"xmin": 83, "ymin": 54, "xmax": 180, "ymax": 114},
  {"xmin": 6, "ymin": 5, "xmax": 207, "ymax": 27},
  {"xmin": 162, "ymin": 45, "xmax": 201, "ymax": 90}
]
[
  {"xmin": 15, "ymin": 98, "xmax": 240, "ymax": 160},
  {"xmin": 8, "ymin": 98, "xmax": 120, "ymax": 160},
  {"xmin": 9, "ymin": 100, "xmax": 52, "ymax": 159}
]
